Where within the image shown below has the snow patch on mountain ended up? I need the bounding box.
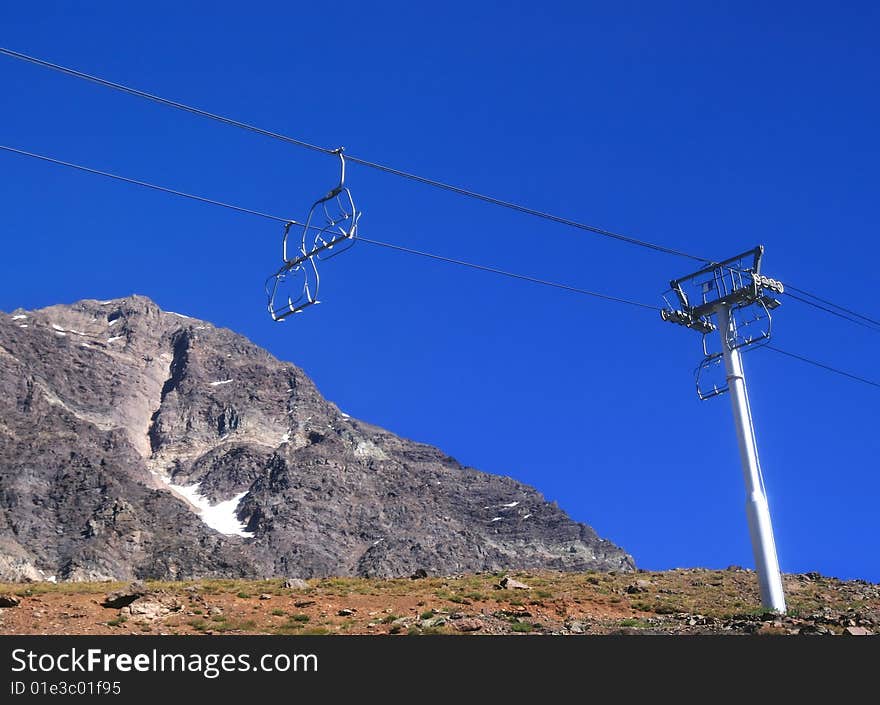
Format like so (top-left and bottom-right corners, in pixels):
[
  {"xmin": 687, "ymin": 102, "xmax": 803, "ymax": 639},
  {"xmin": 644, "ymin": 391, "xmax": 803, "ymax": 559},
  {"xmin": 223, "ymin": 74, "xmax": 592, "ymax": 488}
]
[{"xmin": 167, "ymin": 480, "xmax": 254, "ymax": 538}]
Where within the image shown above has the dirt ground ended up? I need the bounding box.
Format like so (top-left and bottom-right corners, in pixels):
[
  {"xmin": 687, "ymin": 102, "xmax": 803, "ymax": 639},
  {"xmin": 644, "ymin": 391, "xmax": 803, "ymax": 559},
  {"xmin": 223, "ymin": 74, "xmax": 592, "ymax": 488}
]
[{"xmin": 0, "ymin": 568, "xmax": 877, "ymax": 635}]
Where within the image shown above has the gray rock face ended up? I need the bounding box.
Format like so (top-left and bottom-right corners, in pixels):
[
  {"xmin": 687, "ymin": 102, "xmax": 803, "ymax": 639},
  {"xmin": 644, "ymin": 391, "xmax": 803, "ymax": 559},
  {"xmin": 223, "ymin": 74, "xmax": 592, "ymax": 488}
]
[{"xmin": 0, "ymin": 295, "xmax": 635, "ymax": 581}]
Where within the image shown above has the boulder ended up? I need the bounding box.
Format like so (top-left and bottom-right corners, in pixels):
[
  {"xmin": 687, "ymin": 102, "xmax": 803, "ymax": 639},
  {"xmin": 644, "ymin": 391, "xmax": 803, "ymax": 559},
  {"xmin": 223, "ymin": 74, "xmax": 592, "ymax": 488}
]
[
  {"xmin": 125, "ymin": 596, "xmax": 181, "ymax": 621},
  {"xmin": 625, "ymin": 580, "xmax": 651, "ymax": 594},
  {"xmin": 499, "ymin": 577, "xmax": 530, "ymax": 590},
  {"xmin": 101, "ymin": 581, "xmax": 147, "ymax": 608},
  {"xmin": 453, "ymin": 618, "xmax": 483, "ymax": 632},
  {"xmin": 283, "ymin": 578, "xmax": 309, "ymax": 590},
  {"xmin": 843, "ymin": 626, "xmax": 873, "ymax": 636}
]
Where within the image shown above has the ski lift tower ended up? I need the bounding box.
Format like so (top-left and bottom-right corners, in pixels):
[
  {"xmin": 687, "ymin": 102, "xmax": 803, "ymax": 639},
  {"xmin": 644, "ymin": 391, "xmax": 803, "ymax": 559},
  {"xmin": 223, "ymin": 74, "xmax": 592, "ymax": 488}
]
[{"xmin": 661, "ymin": 246, "xmax": 787, "ymax": 613}]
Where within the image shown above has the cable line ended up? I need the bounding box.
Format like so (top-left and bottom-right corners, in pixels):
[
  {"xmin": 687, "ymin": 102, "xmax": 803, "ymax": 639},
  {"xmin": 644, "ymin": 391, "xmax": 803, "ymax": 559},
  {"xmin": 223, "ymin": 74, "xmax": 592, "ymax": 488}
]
[
  {"xmin": 783, "ymin": 290, "xmax": 880, "ymax": 333},
  {"xmin": 358, "ymin": 237, "xmax": 660, "ymax": 311},
  {"xmin": 0, "ymin": 47, "xmax": 711, "ymax": 263},
  {"xmin": 783, "ymin": 284, "xmax": 880, "ymax": 329},
  {"xmin": 7, "ymin": 49, "xmax": 880, "ymax": 334},
  {"xmin": 0, "ymin": 145, "xmax": 290, "ymax": 223},
  {"xmin": 0, "ymin": 48, "xmax": 331, "ymax": 157},
  {"xmin": 764, "ymin": 345, "xmax": 880, "ymax": 389},
  {"xmin": 345, "ymin": 156, "xmax": 707, "ymax": 260},
  {"xmin": 0, "ymin": 143, "xmax": 656, "ymax": 312},
  {"xmin": 2, "ymin": 141, "xmax": 877, "ymax": 391}
]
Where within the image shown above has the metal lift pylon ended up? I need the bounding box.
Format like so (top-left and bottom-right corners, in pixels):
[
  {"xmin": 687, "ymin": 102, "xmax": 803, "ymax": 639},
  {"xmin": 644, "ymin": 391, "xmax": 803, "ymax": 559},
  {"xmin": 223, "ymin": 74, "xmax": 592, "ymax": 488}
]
[{"xmin": 662, "ymin": 246, "xmax": 787, "ymax": 613}]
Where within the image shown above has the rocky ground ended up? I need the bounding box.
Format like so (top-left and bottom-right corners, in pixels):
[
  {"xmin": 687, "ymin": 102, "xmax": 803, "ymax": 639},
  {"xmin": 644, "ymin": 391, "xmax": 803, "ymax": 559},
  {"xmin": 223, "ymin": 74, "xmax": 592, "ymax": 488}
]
[{"xmin": 0, "ymin": 568, "xmax": 876, "ymax": 636}]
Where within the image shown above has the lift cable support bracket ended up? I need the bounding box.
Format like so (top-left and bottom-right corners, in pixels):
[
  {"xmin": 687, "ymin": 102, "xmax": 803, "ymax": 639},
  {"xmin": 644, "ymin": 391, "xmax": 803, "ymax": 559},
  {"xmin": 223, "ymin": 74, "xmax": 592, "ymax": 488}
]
[
  {"xmin": 266, "ymin": 148, "xmax": 362, "ymax": 321},
  {"xmin": 660, "ymin": 245, "xmax": 783, "ymax": 398}
]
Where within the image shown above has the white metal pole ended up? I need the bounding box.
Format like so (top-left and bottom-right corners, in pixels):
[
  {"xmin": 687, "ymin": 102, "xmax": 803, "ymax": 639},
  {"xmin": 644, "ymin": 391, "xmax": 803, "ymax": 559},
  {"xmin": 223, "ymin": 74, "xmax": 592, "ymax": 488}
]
[{"xmin": 717, "ymin": 304, "xmax": 786, "ymax": 613}]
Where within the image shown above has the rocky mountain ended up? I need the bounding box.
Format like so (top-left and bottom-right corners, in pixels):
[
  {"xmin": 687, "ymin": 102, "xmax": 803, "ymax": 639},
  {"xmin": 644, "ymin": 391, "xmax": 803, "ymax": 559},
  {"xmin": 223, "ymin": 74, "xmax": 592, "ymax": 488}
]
[{"xmin": 0, "ymin": 296, "xmax": 634, "ymax": 582}]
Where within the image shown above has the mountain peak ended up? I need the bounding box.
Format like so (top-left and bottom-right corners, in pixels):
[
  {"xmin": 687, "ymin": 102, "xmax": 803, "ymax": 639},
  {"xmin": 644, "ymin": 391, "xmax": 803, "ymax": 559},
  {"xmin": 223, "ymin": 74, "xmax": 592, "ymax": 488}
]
[
  {"xmin": 0, "ymin": 297, "xmax": 634, "ymax": 582},
  {"xmin": 36, "ymin": 294, "xmax": 198, "ymax": 329}
]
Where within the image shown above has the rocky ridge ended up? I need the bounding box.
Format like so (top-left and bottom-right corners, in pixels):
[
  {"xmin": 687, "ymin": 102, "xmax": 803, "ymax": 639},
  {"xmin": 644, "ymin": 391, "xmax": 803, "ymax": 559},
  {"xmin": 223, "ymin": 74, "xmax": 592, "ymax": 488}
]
[{"xmin": 0, "ymin": 295, "xmax": 634, "ymax": 581}]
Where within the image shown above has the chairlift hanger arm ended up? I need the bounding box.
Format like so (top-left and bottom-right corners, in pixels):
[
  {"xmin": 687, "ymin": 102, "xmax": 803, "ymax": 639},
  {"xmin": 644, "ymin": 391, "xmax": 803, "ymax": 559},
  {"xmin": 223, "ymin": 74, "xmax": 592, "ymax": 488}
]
[{"xmin": 315, "ymin": 149, "xmax": 347, "ymax": 203}]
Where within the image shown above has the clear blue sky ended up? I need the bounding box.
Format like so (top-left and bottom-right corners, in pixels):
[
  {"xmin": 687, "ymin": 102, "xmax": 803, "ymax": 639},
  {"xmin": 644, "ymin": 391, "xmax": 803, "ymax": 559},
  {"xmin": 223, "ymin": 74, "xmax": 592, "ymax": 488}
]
[{"xmin": 2, "ymin": 2, "xmax": 878, "ymax": 581}]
